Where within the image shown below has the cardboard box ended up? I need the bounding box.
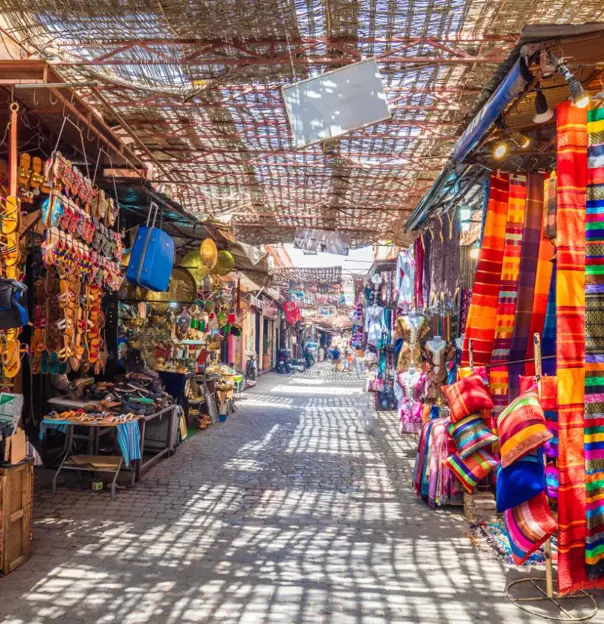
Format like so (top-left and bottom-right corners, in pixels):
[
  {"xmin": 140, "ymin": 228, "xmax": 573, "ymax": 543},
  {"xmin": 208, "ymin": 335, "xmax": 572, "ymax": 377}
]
[{"xmin": 4, "ymin": 428, "xmax": 26, "ymax": 465}]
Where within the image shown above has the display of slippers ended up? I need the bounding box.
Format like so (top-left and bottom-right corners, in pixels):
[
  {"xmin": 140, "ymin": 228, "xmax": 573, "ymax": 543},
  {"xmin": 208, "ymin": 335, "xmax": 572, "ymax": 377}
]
[{"xmin": 0, "ymin": 195, "xmax": 20, "ymax": 235}]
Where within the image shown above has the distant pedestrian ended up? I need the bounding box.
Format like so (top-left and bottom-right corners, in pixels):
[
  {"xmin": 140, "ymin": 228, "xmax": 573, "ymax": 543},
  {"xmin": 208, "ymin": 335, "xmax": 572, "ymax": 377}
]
[
  {"xmin": 347, "ymin": 348, "xmax": 354, "ymax": 372},
  {"xmin": 332, "ymin": 346, "xmax": 341, "ymax": 371}
]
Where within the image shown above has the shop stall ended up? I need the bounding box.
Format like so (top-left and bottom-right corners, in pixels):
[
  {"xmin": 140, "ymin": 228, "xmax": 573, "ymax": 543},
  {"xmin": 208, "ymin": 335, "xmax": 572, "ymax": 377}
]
[
  {"xmin": 0, "ymin": 64, "xmax": 263, "ymax": 522},
  {"xmin": 399, "ymin": 25, "xmax": 604, "ymax": 615}
]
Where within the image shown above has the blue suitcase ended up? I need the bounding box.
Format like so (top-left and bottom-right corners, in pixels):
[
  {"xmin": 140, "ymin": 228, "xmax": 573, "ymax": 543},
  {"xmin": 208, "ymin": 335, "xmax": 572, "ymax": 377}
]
[{"xmin": 126, "ymin": 202, "xmax": 175, "ymax": 292}]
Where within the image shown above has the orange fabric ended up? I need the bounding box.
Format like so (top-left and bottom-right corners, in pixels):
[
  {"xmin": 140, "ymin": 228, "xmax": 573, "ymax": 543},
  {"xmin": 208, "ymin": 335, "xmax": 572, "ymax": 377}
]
[
  {"xmin": 462, "ymin": 174, "xmax": 509, "ymax": 366},
  {"xmin": 556, "ymin": 100, "xmax": 589, "ymax": 594}
]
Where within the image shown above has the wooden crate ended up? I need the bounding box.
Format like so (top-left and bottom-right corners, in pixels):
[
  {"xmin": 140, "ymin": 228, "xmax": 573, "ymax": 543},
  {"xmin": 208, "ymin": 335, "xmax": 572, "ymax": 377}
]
[{"xmin": 0, "ymin": 459, "xmax": 33, "ymax": 575}]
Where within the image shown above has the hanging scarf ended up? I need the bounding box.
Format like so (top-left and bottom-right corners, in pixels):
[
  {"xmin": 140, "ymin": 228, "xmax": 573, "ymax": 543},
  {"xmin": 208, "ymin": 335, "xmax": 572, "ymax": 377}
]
[
  {"xmin": 489, "ymin": 174, "xmax": 528, "ymax": 418},
  {"xmin": 508, "ymin": 173, "xmax": 545, "ymax": 400},
  {"xmin": 585, "ymin": 105, "xmax": 604, "ymax": 582},
  {"xmin": 556, "ymin": 100, "xmax": 589, "ymax": 595},
  {"xmin": 462, "ymin": 173, "xmax": 509, "ymax": 366},
  {"xmin": 525, "ymin": 177, "xmax": 555, "ymax": 376},
  {"xmin": 442, "ymin": 212, "xmax": 461, "ymax": 305},
  {"xmin": 542, "ymin": 263, "xmax": 557, "ymax": 377},
  {"xmin": 544, "ymin": 171, "xmax": 558, "ymax": 240},
  {"xmin": 422, "ymin": 231, "xmax": 431, "ymax": 312},
  {"xmin": 414, "ymin": 236, "xmax": 424, "ymax": 310}
]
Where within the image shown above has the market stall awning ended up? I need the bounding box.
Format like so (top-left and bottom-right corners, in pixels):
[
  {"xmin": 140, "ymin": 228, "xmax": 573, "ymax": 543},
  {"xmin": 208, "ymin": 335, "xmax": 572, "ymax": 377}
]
[
  {"xmin": 3, "ymin": 5, "xmax": 604, "ymax": 244},
  {"xmin": 405, "ymin": 23, "xmax": 604, "ymax": 231}
]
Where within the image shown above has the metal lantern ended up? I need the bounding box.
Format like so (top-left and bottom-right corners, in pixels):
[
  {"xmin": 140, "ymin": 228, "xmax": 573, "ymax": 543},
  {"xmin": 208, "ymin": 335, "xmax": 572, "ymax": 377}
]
[
  {"xmin": 200, "ymin": 238, "xmax": 218, "ymax": 269},
  {"xmin": 211, "ymin": 250, "xmax": 235, "ymax": 276},
  {"xmin": 182, "ymin": 250, "xmax": 209, "ymax": 284}
]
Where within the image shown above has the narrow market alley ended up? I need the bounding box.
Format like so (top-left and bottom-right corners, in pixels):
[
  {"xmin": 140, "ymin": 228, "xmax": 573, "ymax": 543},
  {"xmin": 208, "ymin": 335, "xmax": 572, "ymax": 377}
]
[{"xmin": 0, "ymin": 365, "xmax": 554, "ymax": 624}]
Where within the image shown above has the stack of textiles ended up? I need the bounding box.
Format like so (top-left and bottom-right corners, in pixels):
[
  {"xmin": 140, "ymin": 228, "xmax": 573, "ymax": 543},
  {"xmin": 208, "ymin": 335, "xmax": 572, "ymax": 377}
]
[{"xmin": 414, "ymin": 417, "xmax": 463, "ymax": 508}]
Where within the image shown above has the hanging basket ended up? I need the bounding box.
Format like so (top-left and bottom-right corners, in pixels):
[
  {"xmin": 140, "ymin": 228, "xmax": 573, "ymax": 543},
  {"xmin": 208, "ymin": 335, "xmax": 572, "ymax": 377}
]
[{"xmin": 200, "ymin": 238, "xmax": 218, "ymax": 270}]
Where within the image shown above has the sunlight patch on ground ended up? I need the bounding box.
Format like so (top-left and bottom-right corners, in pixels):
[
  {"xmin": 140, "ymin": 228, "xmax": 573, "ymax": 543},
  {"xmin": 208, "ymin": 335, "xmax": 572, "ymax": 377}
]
[
  {"xmin": 270, "ymin": 385, "xmax": 363, "ymax": 396},
  {"xmin": 238, "ymin": 397, "xmax": 294, "ymax": 410}
]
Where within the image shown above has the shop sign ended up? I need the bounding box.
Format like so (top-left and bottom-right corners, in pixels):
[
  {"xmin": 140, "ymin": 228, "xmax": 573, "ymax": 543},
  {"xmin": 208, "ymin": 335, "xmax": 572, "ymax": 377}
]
[{"xmin": 249, "ymin": 295, "xmax": 261, "ymax": 308}]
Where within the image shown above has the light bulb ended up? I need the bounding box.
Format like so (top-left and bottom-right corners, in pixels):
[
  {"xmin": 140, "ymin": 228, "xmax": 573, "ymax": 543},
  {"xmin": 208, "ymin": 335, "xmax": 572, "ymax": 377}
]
[
  {"xmin": 469, "ymin": 247, "xmax": 480, "ymax": 260},
  {"xmin": 493, "ymin": 141, "xmax": 508, "ymax": 160},
  {"xmin": 575, "ymin": 93, "xmax": 590, "ymax": 109}
]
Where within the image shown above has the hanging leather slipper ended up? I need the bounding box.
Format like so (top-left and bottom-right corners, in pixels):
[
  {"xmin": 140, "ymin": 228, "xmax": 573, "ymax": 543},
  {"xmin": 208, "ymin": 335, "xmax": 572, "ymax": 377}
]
[{"xmin": 0, "ymin": 196, "xmax": 19, "ymax": 234}]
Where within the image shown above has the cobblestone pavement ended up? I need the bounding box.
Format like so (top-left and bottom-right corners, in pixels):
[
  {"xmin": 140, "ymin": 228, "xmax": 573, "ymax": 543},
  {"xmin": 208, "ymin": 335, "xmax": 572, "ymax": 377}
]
[{"xmin": 0, "ymin": 365, "xmax": 600, "ymax": 623}]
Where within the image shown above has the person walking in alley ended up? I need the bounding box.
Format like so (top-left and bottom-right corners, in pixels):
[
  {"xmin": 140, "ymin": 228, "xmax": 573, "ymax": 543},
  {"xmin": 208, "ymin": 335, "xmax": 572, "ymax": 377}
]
[{"xmin": 332, "ymin": 345, "xmax": 341, "ymax": 371}]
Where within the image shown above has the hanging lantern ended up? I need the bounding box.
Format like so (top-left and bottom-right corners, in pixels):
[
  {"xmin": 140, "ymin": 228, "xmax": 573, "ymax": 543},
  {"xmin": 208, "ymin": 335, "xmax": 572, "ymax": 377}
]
[
  {"xmin": 182, "ymin": 250, "xmax": 201, "ymax": 270},
  {"xmin": 182, "ymin": 250, "xmax": 209, "ymax": 283},
  {"xmin": 211, "ymin": 250, "xmax": 235, "ymax": 276},
  {"xmin": 200, "ymin": 238, "xmax": 218, "ymax": 269},
  {"xmin": 205, "ymin": 300, "xmax": 215, "ymax": 314},
  {"xmin": 218, "ymin": 311, "xmax": 227, "ymax": 326},
  {"xmin": 120, "ymin": 250, "xmax": 131, "ymax": 268}
]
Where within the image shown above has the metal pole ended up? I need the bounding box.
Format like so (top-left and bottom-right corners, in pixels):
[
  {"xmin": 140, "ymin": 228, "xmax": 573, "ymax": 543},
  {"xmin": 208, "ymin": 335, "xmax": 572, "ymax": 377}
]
[
  {"xmin": 9, "ymin": 102, "xmax": 18, "ymax": 197},
  {"xmin": 533, "ymin": 332, "xmax": 554, "ymax": 600}
]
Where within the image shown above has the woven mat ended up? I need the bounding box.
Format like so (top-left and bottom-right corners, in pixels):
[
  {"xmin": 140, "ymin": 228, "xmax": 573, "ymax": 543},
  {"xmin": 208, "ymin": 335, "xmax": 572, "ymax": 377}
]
[{"xmin": 464, "ymin": 521, "xmax": 558, "ymax": 566}]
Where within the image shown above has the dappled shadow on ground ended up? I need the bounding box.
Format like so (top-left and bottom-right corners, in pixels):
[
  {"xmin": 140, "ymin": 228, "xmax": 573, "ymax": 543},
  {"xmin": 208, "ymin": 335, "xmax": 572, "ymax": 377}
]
[{"xmin": 0, "ymin": 364, "xmax": 599, "ymax": 623}]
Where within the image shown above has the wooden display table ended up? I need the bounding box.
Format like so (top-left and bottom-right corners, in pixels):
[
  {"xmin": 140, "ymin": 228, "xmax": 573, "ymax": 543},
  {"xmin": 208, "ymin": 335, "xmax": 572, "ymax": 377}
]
[{"xmin": 46, "ymin": 405, "xmax": 177, "ymax": 498}]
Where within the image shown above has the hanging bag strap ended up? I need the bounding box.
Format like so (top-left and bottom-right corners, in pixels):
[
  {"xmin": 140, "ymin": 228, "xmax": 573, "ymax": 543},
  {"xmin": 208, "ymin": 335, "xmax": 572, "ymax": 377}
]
[
  {"xmin": 136, "ymin": 202, "xmax": 160, "ymax": 285},
  {"xmin": 146, "ymin": 201, "xmax": 159, "ymax": 229}
]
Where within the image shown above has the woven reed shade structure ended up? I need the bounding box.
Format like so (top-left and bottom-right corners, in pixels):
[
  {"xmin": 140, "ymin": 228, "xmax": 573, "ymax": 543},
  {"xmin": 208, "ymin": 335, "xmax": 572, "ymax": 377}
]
[
  {"xmin": 1, "ymin": 1, "xmax": 602, "ymax": 244},
  {"xmin": 271, "ymin": 266, "xmax": 342, "ymax": 286}
]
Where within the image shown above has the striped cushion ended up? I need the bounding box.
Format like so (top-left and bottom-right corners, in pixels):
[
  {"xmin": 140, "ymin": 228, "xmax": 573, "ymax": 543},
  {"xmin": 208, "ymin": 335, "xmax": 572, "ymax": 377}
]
[
  {"xmin": 445, "ymin": 449, "xmax": 497, "ymax": 493},
  {"xmin": 496, "ymin": 450, "xmax": 544, "ymax": 513},
  {"xmin": 504, "ymin": 492, "xmax": 556, "ymax": 565},
  {"xmin": 447, "ymin": 413, "xmax": 498, "ymax": 458},
  {"xmin": 497, "ymin": 390, "xmax": 553, "ymax": 468},
  {"xmin": 442, "ymin": 373, "xmax": 494, "ymax": 423}
]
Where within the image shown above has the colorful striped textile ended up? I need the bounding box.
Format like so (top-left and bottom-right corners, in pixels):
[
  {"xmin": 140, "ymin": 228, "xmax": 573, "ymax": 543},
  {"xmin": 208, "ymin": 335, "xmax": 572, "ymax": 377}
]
[
  {"xmin": 556, "ymin": 101, "xmax": 589, "ymax": 594},
  {"xmin": 446, "ymin": 448, "xmax": 497, "ymax": 493},
  {"xmin": 525, "ymin": 178, "xmax": 555, "ymax": 377},
  {"xmin": 585, "ymin": 106, "xmax": 604, "ymax": 581},
  {"xmin": 442, "ymin": 372, "xmax": 494, "ymax": 423},
  {"xmin": 508, "ymin": 173, "xmax": 545, "ymax": 400},
  {"xmin": 447, "ymin": 413, "xmax": 498, "ymax": 458},
  {"xmin": 116, "ymin": 420, "xmax": 142, "ymax": 467},
  {"xmin": 541, "ymin": 265, "xmax": 557, "ymax": 377},
  {"xmin": 38, "ymin": 421, "xmax": 68, "ymax": 439},
  {"xmin": 504, "ymin": 492, "xmax": 557, "ymax": 565},
  {"xmin": 462, "ymin": 173, "xmax": 509, "ymax": 366},
  {"xmin": 497, "ymin": 390, "xmax": 552, "ymax": 468},
  {"xmin": 490, "ymin": 174, "xmax": 527, "ymax": 417},
  {"xmin": 541, "ymin": 270, "xmax": 560, "ymax": 460}
]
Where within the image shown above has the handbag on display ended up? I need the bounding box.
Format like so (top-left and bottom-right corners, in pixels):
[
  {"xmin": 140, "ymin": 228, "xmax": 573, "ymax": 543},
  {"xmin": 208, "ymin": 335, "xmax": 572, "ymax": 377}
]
[
  {"xmin": 0, "ymin": 279, "xmax": 28, "ymax": 329},
  {"xmin": 126, "ymin": 202, "xmax": 174, "ymax": 292}
]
